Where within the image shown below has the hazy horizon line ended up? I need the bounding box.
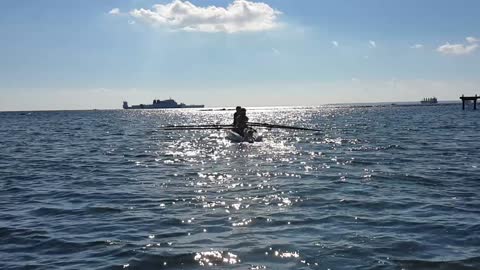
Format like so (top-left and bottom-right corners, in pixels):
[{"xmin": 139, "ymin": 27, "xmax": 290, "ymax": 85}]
[{"xmin": 0, "ymin": 100, "xmax": 463, "ymax": 113}]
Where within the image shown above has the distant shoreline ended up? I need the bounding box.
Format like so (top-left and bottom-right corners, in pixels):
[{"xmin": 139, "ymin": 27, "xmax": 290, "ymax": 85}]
[{"xmin": 0, "ymin": 101, "xmax": 462, "ymax": 113}]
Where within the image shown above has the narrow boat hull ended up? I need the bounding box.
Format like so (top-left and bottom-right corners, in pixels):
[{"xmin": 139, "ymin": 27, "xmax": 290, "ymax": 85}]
[{"xmin": 226, "ymin": 128, "xmax": 262, "ymax": 143}]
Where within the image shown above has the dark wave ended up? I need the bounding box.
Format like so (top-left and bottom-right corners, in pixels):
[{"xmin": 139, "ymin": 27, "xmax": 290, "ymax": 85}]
[{"xmin": 395, "ymin": 257, "xmax": 480, "ymax": 270}]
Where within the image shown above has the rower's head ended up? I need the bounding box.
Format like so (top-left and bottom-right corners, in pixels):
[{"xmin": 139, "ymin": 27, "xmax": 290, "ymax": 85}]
[
  {"xmin": 236, "ymin": 106, "xmax": 241, "ymax": 112},
  {"xmin": 240, "ymin": 108, "xmax": 246, "ymax": 115}
]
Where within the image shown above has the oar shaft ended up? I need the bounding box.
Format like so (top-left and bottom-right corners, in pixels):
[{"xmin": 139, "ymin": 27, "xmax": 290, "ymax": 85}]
[
  {"xmin": 163, "ymin": 126, "xmax": 233, "ymax": 130},
  {"xmin": 249, "ymin": 122, "xmax": 321, "ymax": 132},
  {"xmin": 163, "ymin": 124, "xmax": 232, "ymax": 128}
]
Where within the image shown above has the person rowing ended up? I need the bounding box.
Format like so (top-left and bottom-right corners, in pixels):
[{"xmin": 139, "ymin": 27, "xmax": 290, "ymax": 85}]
[
  {"xmin": 234, "ymin": 108, "xmax": 249, "ymax": 137},
  {"xmin": 233, "ymin": 106, "xmax": 241, "ymax": 126}
]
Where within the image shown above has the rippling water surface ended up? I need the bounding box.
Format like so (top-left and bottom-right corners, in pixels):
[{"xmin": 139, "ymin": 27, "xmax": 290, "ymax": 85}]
[{"xmin": 1, "ymin": 105, "xmax": 479, "ymax": 270}]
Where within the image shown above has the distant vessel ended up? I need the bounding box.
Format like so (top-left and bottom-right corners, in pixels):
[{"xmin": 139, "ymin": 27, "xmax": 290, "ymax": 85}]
[
  {"xmin": 420, "ymin": 97, "xmax": 438, "ymax": 104},
  {"xmin": 123, "ymin": 99, "xmax": 204, "ymax": 109}
]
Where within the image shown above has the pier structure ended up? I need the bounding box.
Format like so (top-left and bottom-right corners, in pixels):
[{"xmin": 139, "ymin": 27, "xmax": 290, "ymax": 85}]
[{"xmin": 460, "ymin": 95, "xmax": 478, "ymax": 110}]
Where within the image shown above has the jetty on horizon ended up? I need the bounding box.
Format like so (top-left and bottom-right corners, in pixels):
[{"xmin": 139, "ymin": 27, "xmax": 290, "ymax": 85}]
[{"xmin": 460, "ymin": 94, "xmax": 478, "ymax": 110}]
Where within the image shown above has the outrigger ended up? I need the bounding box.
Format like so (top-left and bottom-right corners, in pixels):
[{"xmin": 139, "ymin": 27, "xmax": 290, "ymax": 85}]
[{"xmin": 162, "ymin": 122, "xmax": 322, "ymax": 143}]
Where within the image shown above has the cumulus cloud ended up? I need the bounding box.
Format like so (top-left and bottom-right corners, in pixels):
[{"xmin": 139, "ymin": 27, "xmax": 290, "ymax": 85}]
[
  {"xmin": 437, "ymin": 42, "xmax": 478, "ymax": 56},
  {"xmin": 109, "ymin": 8, "xmax": 120, "ymax": 15},
  {"xmin": 466, "ymin": 36, "xmax": 480, "ymax": 44},
  {"xmin": 410, "ymin": 44, "xmax": 423, "ymax": 49},
  {"xmin": 332, "ymin": 41, "xmax": 339, "ymax": 47},
  {"xmin": 129, "ymin": 0, "xmax": 281, "ymax": 33},
  {"xmin": 369, "ymin": 40, "xmax": 376, "ymax": 48}
]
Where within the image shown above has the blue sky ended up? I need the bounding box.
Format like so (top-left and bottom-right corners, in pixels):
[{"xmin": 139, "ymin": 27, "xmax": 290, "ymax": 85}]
[{"xmin": 1, "ymin": 0, "xmax": 479, "ymax": 110}]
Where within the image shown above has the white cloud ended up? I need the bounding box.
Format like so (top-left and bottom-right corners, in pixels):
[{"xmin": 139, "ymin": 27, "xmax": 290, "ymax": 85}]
[
  {"xmin": 369, "ymin": 40, "xmax": 376, "ymax": 48},
  {"xmin": 109, "ymin": 8, "xmax": 120, "ymax": 15},
  {"xmin": 128, "ymin": 20, "xmax": 136, "ymax": 25},
  {"xmin": 437, "ymin": 42, "xmax": 478, "ymax": 55},
  {"xmin": 272, "ymin": 48, "xmax": 280, "ymax": 55},
  {"xmin": 466, "ymin": 36, "xmax": 480, "ymax": 44},
  {"xmin": 410, "ymin": 44, "xmax": 423, "ymax": 49},
  {"xmin": 129, "ymin": 0, "xmax": 281, "ymax": 33},
  {"xmin": 332, "ymin": 41, "xmax": 339, "ymax": 47}
]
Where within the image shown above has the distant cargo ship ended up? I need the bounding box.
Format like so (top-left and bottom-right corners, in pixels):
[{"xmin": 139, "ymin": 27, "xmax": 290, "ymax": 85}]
[
  {"xmin": 420, "ymin": 97, "xmax": 438, "ymax": 104},
  {"xmin": 123, "ymin": 99, "xmax": 204, "ymax": 109}
]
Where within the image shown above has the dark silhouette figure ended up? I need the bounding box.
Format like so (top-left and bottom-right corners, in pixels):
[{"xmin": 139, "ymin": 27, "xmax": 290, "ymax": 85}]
[
  {"xmin": 233, "ymin": 106, "xmax": 241, "ymax": 126},
  {"xmin": 234, "ymin": 108, "xmax": 249, "ymax": 136}
]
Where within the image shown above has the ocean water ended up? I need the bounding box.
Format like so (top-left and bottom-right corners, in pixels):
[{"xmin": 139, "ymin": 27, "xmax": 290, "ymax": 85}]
[{"xmin": 1, "ymin": 105, "xmax": 479, "ymax": 270}]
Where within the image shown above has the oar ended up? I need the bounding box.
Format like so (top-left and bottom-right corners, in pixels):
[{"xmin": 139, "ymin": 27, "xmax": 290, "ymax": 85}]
[
  {"xmin": 249, "ymin": 122, "xmax": 322, "ymax": 132},
  {"xmin": 163, "ymin": 126, "xmax": 234, "ymax": 131},
  {"xmin": 163, "ymin": 124, "xmax": 232, "ymax": 128}
]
